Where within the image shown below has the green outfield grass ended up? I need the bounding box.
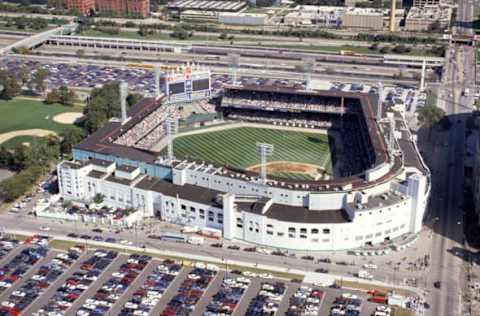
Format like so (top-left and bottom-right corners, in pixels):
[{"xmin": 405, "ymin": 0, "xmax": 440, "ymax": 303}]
[
  {"xmin": 0, "ymin": 98, "xmax": 83, "ymax": 147},
  {"xmin": 168, "ymin": 127, "xmax": 333, "ymax": 179}
]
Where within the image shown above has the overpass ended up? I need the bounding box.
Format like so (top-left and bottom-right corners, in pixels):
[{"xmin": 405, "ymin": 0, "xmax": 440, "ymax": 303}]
[{"xmin": 0, "ymin": 23, "xmax": 76, "ymax": 55}]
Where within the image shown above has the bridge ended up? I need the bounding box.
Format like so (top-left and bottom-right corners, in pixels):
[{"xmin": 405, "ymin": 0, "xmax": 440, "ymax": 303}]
[{"xmin": 0, "ymin": 23, "xmax": 76, "ymax": 55}]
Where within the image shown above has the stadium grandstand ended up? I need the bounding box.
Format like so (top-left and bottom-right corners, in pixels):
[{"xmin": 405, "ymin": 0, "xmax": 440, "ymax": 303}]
[{"xmin": 56, "ymin": 77, "xmax": 430, "ymax": 251}]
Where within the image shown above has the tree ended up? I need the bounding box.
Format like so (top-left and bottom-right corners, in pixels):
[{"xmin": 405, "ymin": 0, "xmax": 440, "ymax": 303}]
[
  {"xmin": 83, "ymin": 81, "xmax": 123, "ymax": 133},
  {"xmin": 219, "ymin": 32, "xmax": 228, "ymax": 40},
  {"xmin": 18, "ymin": 66, "xmax": 30, "ymax": 86},
  {"xmin": 379, "ymin": 46, "xmax": 390, "ymax": 54},
  {"xmin": 45, "ymin": 89, "xmax": 61, "ymax": 104},
  {"xmin": 0, "ymin": 146, "xmax": 12, "ymax": 167},
  {"xmin": 58, "ymin": 85, "xmax": 77, "ymax": 106},
  {"xmin": 0, "ymin": 70, "xmax": 20, "ymax": 100},
  {"xmin": 126, "ymin": 93, "xmax": 143, "ymax": 107},
  {"xmin": 93, "ymin": 193, "xmax": 104, "ymax": 204},
  {"xmin": 59, "ymin": 126, "xmax": 86, "ymax": 155},
  {"xmin": 417, "ymin": 104, "xmax": 446, "ymax": 139},
  {"xmin": 392, "ymin": 44, "xmax": 410, "ymax": 54},
  {"xmin": 32, "ymin": 68, "xmax": 49, "ymax": 94},
  {"xmin": 76, "ymin": 49, "xmax": 85, "ymax": 58}
]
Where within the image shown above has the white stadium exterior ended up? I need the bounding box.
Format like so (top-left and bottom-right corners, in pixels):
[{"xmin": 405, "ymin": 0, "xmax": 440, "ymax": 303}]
[{"xmin": 57, "ymin": 82, "xmax": 430, "ymax": 251}]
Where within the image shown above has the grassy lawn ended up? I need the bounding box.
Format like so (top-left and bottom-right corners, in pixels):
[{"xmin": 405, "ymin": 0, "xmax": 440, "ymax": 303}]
[
  {"xmin": 167, "ymin": 127, "xmax": 333, "ymax": 177},
  {"xmin": 81, "ymin": 29, "xmax": 232, "ymax": 42},
  {"xmin": 255, "ymin": 43, "xmax": 439, "ymax": 57},
  {"xmin": 392, "ymin": 307, "xmax": 415, "ymax": 316},
  {"xmin": 80, "ymin": 29, "xmax": 287, "ymax": 44},
  {"xmin": 0, "ymin": 23, "xmax": 46, "ymax": 33},
  {"xmin": 0, "ymin": 98, "xmax": 82, "ymax": 135},
  {"xmin": 426, "ymin": 90, "xmax": 438, "ymax": 107},
  {"xmin": 1, "ymin": 136, "xmax": 43, "ymax": 148}
]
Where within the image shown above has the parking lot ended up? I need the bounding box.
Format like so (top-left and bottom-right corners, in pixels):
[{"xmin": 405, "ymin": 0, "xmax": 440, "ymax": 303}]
[{"xmin": 0, "ymin": 235, "xmax": 403, "ymax": 316}]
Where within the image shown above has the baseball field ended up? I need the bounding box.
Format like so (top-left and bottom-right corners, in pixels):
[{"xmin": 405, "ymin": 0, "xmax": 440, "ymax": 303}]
[
  {"xmin": 168, "ymin": 126, "xmax": 334, "ymax": 180},
  {"xmin": 0, "ymin": 98, "xmax": 83, "ymax": 147}
]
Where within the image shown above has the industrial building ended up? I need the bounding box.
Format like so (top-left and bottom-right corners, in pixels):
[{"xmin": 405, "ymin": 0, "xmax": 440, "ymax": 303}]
[
  {"xmin": 405, "ymin": 5, "xmax": 452, "ymax": 31},
  {"xmin": 284, "ymin": 6, "xmax": 344, "ymax": 27},
  {"xmin": 168, "ymin": 0, "xmax": 248, "ymax": 14},
  {"xmin": 282, "ymin": 6, "xmax": 403, "ymax": 31},
  {"xmin": 48, "ymin": 0, "xmax": 150, "ymax": 17}
]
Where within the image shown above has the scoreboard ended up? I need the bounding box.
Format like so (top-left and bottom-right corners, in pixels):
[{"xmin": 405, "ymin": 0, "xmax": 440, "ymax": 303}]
[{"xmin": 164, "ymin": 64, "xmax": 211, "ymax": 103}]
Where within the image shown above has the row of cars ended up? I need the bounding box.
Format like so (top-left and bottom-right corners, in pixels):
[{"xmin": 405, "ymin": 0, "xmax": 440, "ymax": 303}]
[
  {"xmin": 33, "ymin": 249, "xmax": 119, "ymax": 316},
  {"xmin": 0, "ymin": 246, "xmax": 49, "ymax": 295},
  {"xmin": 0, "ymin": 239, "xmax": 19, "ymax": 262},
  {"xmin": 246, "ymin": 281, "xmax": 286, "ymax": 316},
  {"xmin": 287, "ymin": 286, "xmax": 324, "ymax": 316},
  {"xmin": 330, "ymin": 293, "xmax": 363, "ymax": 316},
  {"xmin": 76, "ymin": 254, "xmax": 151, "ymax": 316},
  {"xmin": 0, "ymin": 246, "xmax": 84, "ymax": 315},
  {"xmin": 120, "ymin": 259, "xmax": 182, "ymax": 316},
  {"xmin": 203, "ymin": 276, "xmax": 251, "ymax": 316},
  {"xmin": 160, "ymin": 263, "xmax": 219, "ymax": 316}
]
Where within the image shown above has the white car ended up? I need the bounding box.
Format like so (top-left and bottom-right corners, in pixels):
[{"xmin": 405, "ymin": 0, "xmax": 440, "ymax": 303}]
[
  {"xmin": 363, "ymin": 263, "xmax": 378, "ymax": 270},
  {"xmin": 1, "ymin": 301, "xmax": 14, "ymax": 308},
  {"xmin": 40, "ymin": 226, "xmax": 51, "ymax": 231},
  {"xmin": 243, "ymin": 271, "xmax": 257, "ymax": 278},
  {"xmin": 259, "ymin": 273, "xmax": 273, "ymax": 279}
]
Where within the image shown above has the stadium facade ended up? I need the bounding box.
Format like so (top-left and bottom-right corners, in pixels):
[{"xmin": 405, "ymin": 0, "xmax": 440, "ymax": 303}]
[{"xmin": 57, "ymin": 81, "xmax": 431, "ymax": 251}]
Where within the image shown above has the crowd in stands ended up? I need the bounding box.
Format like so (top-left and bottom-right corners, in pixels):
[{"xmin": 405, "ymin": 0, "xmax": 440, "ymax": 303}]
[
  {"xmin": 339, "ymin": 119, "xmax": 374, "ymax": 177},
  {"xmin": 222, "ymin": 90, "xmax": 344, "ymax": 113},
  {"xmin": 227, "ymin": 113, "xmax": 334, "ymax": 129},
  {"xmin": 115, "ymin": 105, "xmax": 180, "ymax": 149},
  {"xmin": 196, "ymin": 99, "xmax": 216, "ymax": 113}
]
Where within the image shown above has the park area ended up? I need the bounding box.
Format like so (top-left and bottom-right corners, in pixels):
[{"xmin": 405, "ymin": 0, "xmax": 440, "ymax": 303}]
[
  {"xmin": 167, "ymin": 127, "xmax": 333, "ymax": 180},
  {"xmin": 0, "ymin": 98, "xmax": 83, "ymax": 148}
]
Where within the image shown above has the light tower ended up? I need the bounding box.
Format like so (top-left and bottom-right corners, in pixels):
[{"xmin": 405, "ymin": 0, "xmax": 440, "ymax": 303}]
[
  {"xmin": 420, "ymin": 59, "xmax": 427, "ymax": 91},
  {"xmin": 154, "ymin": 64, "xmax": 161, "ymax": 98},
  {"xmin": 256, "ymin": 143, "xmax": 274, "ymax": 184},
  {"xmin": 302, "ymin": 57, "xmax": 315, "ymax": 91},
  {"xmin": 228, "ymin": 53, "xmax": 240, "ymax": 85},
  {"xmin": 165, "ymin": 116, "xmax": 178, "ymax": 162},
  {"xmin": 389, "ymin": 0, "xmax": 396, "ymax": 32},
  {"xmin": 119, "ymin": 81, "xmax": 129, "ymax": 124},
  {"xmin": 389, "ymin": 115, "xmax": 396, "ymax": 153},
  {"xmin": 377, "ymin": 82, "xmax": 383, "ymax": 121}
]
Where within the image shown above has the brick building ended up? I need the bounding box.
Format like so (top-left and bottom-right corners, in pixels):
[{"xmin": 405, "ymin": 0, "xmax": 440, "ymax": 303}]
[
  {"xmin": 96, "ymin": 0, "xmax": 150, "ymax": 17},
  {"xmin": 49, "ymin": 0, "xmax": 150, "ymax": 17}
]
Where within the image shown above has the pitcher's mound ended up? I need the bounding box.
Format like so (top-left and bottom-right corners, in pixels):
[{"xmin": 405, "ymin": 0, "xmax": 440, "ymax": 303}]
[{"xmin": 247, "ymin": 161, "xmax": 329, "ymax": 180}]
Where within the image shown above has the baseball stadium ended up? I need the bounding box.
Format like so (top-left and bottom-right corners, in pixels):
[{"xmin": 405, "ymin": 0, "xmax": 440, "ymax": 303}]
[{"xmin": 57, "ymin": 66, "xmax": 431, "ymax": 251}]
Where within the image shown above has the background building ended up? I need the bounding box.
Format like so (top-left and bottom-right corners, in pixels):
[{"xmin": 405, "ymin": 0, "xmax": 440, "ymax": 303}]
[
  {"xmin": 405, "ymin": 5, "xmax": 452, "ymax": 31},
  {"xmin": 284, "ymin": 6, "xmax": 344, "ymax": 27},
  {"xmin": 48, "ymin": 0, "xmax": 150, "ymax": 17},
  {"xmin": 342, "ymin": 7, "xmax": 385, "ymax": 30},
  {"xmin": 413, "ymin": 0, "xmax": 441, "ymax": 7},
  {"xmin": 48, "ymin": 0, "xmax": 95, "ymax": 14}
]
